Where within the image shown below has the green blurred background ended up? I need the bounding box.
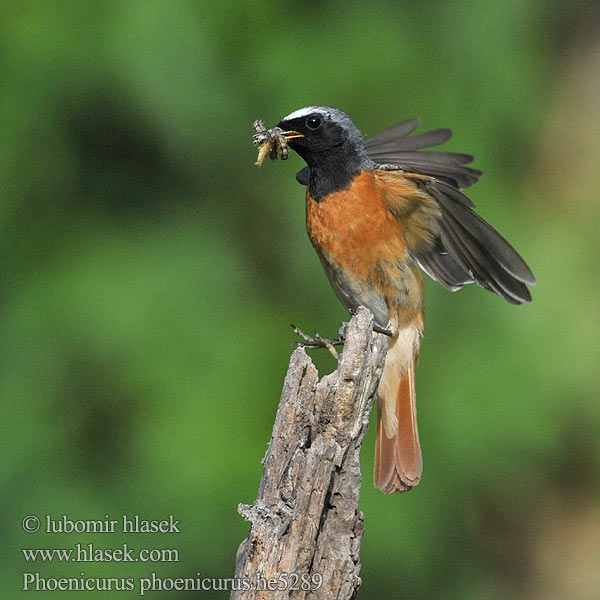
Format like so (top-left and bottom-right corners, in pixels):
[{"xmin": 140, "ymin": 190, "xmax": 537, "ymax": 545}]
[{"xmin": 2, "ymin": 1, "xmax": 599, "ymax": 598}]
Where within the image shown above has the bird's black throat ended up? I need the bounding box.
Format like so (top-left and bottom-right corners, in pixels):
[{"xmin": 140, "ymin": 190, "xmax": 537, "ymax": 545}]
[{"xmin": 299, "ymin": 148, "xmax": 372, "ymax": 203}]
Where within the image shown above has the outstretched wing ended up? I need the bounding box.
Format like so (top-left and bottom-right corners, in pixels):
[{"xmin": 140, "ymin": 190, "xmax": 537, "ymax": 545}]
[
  {"xmin": 365, "ymin": 118, "xmax": 483, "ymax": 189},
  {"xmin": 376, "ymin": 170, "xmax": 536, "ymax": 304},
  {"xmin": 421, "ymin": 180, "xmax": 535, "ymax": 303}
]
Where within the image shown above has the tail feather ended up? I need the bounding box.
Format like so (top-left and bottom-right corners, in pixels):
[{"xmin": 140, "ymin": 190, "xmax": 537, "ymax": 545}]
[{"xmin": 374, "ymin": 333, "xmax": 422, "ymax": 493}]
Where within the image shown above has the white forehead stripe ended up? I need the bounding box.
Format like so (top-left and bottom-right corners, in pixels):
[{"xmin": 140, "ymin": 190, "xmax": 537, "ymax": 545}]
[{"xmin": 283, "ymin": 106, "xmax": 327, "ymax": 121}]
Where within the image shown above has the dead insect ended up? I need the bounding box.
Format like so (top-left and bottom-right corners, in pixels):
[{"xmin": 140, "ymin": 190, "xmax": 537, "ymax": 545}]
[{"xmin": 252, "ymin": 119, "xmax": 291, "ymax": 166}]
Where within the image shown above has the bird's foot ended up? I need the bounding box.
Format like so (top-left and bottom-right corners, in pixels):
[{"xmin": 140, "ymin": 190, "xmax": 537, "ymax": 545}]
[
  {"xmin": 337, "ymin": 321, "xmax": 350, "ymax": 340},
  {"xmin": 291, "ymin": 324, "xmax": 345, "ymax": 360},
  {"xmin": 373, "ymin": 323, "xmax": 396, "ymax": 337},
  {"xmin": 347, "ymin": 307, "xmax": 395, "ymax": 336}
]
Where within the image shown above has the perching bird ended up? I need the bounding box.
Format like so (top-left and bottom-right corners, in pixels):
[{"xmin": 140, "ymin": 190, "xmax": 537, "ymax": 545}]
[{"xmin": 258, "ymin": 106, "xmax": 535, "ymax": 493}]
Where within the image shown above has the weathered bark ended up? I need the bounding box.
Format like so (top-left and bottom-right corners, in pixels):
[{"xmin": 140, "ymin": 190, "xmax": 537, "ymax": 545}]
[{"xmin": 232, "ymin": 307, "xmax": 388, "ymax": 599}]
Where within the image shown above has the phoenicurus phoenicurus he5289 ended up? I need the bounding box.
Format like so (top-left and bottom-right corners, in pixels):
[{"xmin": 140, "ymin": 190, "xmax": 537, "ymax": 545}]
[{"xmin": 253, "ymin": 106, "xmax": 535, "ymax": 494}]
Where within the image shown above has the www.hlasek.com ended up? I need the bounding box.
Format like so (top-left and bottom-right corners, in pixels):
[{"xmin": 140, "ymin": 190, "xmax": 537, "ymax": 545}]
[
  {"xmin": 22, "ymin": 572, "xmax": 324, "ymax": 594},
  {"xmin": 23, "ymin": 544, "xmax": 178, "ymax": 563}
]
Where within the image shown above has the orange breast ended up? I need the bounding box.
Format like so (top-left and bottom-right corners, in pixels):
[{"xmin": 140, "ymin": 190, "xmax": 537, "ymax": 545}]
[
  {"xmin": 306, "ymin": 170, "xmax": 425, "ymax": 324},
  {"xmin": 306, "ymin": 171, "xmax": 407, "ymax": 277}
]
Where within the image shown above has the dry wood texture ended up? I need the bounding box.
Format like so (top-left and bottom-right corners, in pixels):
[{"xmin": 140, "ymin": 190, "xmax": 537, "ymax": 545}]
[{"xmin": 232, "ymin": 307, "xmax": 388, "ymax": 599}]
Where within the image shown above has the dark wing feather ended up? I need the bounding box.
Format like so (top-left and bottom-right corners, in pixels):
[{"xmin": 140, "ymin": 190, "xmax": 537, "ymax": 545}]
[
  {"xmin": 439, "ymin": 210, "xmax": 531, "ymax": 303},
  {"xmin": 377, "ymin": 154, "xmax": 481, "ymax": 189},
  {"xmin": 365, "ymin": 118, "xmax": 421, "ymax": 145},
  {"xmin": 414, "ymin": 245, "xmax": 473, "ymax": 291},
  {"xmin": 422, "ymin": 181, "xmax": 535, "ymax": 304},
  {"xmin": 367, "ymin": 127, "xmax": 452, "ymax": 152},
  {"xmin": 365, "ymin": 118, "xmax": 483, "ymax": 189},
  {"xmin": 431, "ymin": 183, "xmax": 536, "ymax": 285}
]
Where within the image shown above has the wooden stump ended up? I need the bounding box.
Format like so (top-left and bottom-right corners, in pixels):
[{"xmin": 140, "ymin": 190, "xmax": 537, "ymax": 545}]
[{"xmin": 232, "ymin": 307, "xmax": 388, "ymax": 599}]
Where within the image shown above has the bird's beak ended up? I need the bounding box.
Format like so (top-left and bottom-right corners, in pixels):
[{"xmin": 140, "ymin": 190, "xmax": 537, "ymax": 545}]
[{"xmin": 281, "ymin": 131, "xmax": 304, "ymax": 140}]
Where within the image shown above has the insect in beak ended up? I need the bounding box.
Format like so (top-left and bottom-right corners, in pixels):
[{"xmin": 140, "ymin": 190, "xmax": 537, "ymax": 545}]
[{"xmin": 252, "ymin": 120, "xmax": 304, "ymax": 166}]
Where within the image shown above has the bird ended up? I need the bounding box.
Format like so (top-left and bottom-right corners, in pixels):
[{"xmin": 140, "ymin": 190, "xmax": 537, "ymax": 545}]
[{"xmin": 258, "ymin": 106, "xmax": 535, "ymax": 494}]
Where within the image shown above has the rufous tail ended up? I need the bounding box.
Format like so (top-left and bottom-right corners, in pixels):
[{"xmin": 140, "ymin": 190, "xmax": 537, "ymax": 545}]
[{"xmin": 374, "ymin": 329, "xmax": 422, "ymax": 493}]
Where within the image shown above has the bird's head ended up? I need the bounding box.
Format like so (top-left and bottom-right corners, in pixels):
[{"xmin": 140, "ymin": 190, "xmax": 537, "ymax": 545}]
[{"xmin": 276, "ymin": 106, "xmax": 371, "ymax": 170}]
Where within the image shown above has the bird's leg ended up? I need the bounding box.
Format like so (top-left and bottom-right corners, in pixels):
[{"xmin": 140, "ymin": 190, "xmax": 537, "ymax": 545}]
[
  {"xmin": 291, "ymin": 324, "xmax": 345, "ymax": 360},
  {"xmin": 373, "ymin": 323, "xmax": 396, "ymax": 337},
  {"xmin": 347, "ymin": 307, "xmax": 395, "ymax": 336}
]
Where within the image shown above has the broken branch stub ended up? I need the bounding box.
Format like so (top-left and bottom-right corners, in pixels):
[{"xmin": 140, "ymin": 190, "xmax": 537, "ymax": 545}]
[{"xmin": 233, "ymin": 307, "xmax": 388, "ymax": 599}]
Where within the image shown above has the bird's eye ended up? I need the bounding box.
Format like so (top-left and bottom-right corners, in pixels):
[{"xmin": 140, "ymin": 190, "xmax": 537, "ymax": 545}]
[{"xmin": 306, "ymin": 115, "xmax": 322, "ymax": 130}]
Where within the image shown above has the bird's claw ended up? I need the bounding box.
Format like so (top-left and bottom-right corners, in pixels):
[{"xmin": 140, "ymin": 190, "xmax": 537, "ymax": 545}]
[
  {"xmin": 337, "ymin": 321, "xmax": 349, "ymax": 340},
  {"xmin": 291, "ymin": 324, "xmax": 345, "ymax": 360}
]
